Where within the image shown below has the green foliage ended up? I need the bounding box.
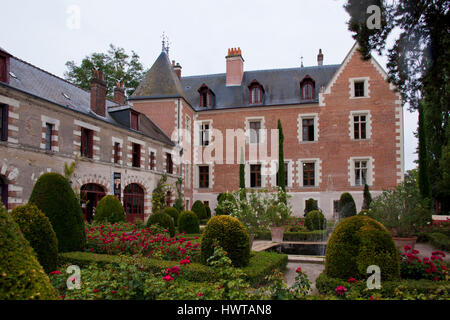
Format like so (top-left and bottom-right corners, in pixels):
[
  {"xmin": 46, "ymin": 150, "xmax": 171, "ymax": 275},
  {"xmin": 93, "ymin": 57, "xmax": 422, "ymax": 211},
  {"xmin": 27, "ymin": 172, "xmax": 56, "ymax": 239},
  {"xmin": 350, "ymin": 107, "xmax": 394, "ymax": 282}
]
[
  {"xmin": 151, "ymin": 174, "xmax": 170, "ymax": 214},
  {"xmin": 254, "ymin": 229, "xmax": 328, "ymax": 241},
  {"xmin": 304, "ymin": 198, "xmax": 319, "ymax": 216},
  {"xmin": 277, "ymin": 119, "xmax": 286, "ymax": 192},
  {"xmin": 338, "ymin": 192, "xmax": 357, "ymax": 219},
  {"xmin": 64, "ymin": 44, "xmax": 145, "ymax": 97},
  {"xmin": 419, "ymin": 232, "xmax": 450, "ymax": 251},
  {"xmin": 173, "ymin": 178, "xmax": 185, "ymax": 213},
  {"xmin": 146, "ymin": 212, "xmax": 175, "ymax": 237},
  {"xmin": 191, "ymin": 200, "xmax": 207, "ymax": 220},
  {"xmin": 304, "ymin": 210, "xmax": 326, "ymax": 231},
  {"xmin": 11, "ymin": 204, "xmax": 58, "ymax": 273},
  {"xmin": 362, "ymin": 184, "xmax": 372, "ymax": 210},
  {"xmin": 0, "ymin": 207, "xmax": 59, "ymax": 300},
  {"xmin": 418, "ymin": 102, "xmax": 432, "ymax": 199},
  {"xmin": 177, "ymin": 210, "xmax": 200, "ymax": 234},
  {"xmin": 325, "ymin": 215, "xmax": 400, "ymax": 281},
  {"xmin": 261, "ymin": 187, "xmax": 293, "ymax": 227},
  {"xmin": 173, "ymin": 198, "xmax": 184, "ymax": 215},
  {"xmin": 215, "ymin": 192, "xmax": 237, "ymax": 215},
  {"xmin": 201, "ymin": 215, "xmax": 250, "ymax": 267},
  {"xmin": 239, "ymin": 146, "xmax": 245, "ymax": 189},
  {"xmin": 94, "ymin": 195, "xmax": 125, "ymax": 224},
  {"xmin": 242, "ymin": 251, "xmax": 288, "ymax": 286},
  {"xmin": 163, "ymin": 207, "xmax": 179, "ymax": 226},
  {"xmin": 205, "ymin": 205, "xmax": 211, "ymax": 219},
  {"xmin": 29, "ymin": 172, "xmax": 86, "ymax": 252}
]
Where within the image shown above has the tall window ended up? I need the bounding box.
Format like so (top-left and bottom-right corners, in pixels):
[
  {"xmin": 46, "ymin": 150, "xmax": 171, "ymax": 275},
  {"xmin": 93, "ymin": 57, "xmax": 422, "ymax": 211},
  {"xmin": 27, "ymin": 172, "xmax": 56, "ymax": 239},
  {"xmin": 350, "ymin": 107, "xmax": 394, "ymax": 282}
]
[
  {"xmin": 354, "ymin": 81, "xmax": 365, "ymax": 97},
  {"xmin": 81, "ymin": 128, "xmax": 93, "ymax": 158},
  {"xmin": 130, "ymin": 111, "xmax": 139, "ymax": 131},
  {"xmin": 0, "ymin": 176, "xmax": 7, "ymax": 209},
  {"xmin": 114, "ymin": 142, "xmax": 120, "ymax": 164},
  {"xmin": 166, "ymin": 153, "xmax": 173, "ymax": 174},
  {"xmin": 45, "ymin": 123, "xmax": 53, "ymax": 151},
  {"xmin": 200, "ymin": 123, "xmax": 210, "ymax": 146},
  {"xmin": 124, "ymin": 184, "xmax": 144, "ymax": 222},
  {"xmin": 303, "ymin": 162, "xmax": 315, "ymax": 186},
  {"xmin": 250, "ymin": 164, "xmax": 262, "ymax": 188},
  {"xmin": 300, "ymin": 76, "xmax": 315, "ymax": 100},
  {"xmin": 355, "ymin": 160, "xmax": 367, "ymax": 186},
  {"xmin": 302, "ymin": 118, "xmax": 315, "ymax": 142},
  {"xmin": 333, "ymin": 200, "xmax": 340, "ymax": 217},
  {"xmin": 199, "ymin": 166, "xmax": 209, "ymax": 188},
  {"xmin": 249, "ymin": 121, "xmax": 261, "ymax": 144},
  {"xmin": 132, "ymin": 143, "xmax": 141, "ymax": 168},
  {"xmin": 149, "ymin": 151, "xmax": 156, "ymax": 170},
  {"xmin": 353, "ymin": 115, "xmax": 367, "ymax": 140},
  {"xmin": 248, "ymin": 80, "xmax": 264, "ymax": 105},
  {"xmin": 198, "ymin": 85, "xmax": 214, "ymax": 107},
  {"xmin": 276, "ymin": 162, "xmax": 288, "ymax": 187},
  {"xmin": 0, "ymin": 104, "xmax": 8, "ymax": 141}
]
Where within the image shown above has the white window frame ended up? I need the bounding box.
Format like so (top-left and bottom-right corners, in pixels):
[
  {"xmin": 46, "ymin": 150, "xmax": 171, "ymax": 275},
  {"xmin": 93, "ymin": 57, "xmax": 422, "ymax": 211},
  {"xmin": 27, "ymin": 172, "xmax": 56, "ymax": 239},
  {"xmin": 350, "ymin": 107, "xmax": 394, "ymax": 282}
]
[
  {"xmin": 41, "ymin": 116, "xmax": 60, "ymax": 152},
  {"xmin": 297, "ymin": 113, "xmax": 319, "ymax": 143},
  {"xmin": 348, "ymin": 156, "xmax": 374, "ymax": 187},
  {"xmin": 297, "ymin": 158, "xmax": 322, "ymax": 188},
  {"xmin": 195, "ymin": 120, "xmax": 212, "ymax": 147},
  {"xmin": 349, "ymin": 110, "xmax": 371, "ymax": 140},
  {"xmin": 349, "ymin": 77, "xmax": 370, "ymax": 99},
  {"xmin": 245, "ymin": 116, "xmax": 266, "ymax": 145}
]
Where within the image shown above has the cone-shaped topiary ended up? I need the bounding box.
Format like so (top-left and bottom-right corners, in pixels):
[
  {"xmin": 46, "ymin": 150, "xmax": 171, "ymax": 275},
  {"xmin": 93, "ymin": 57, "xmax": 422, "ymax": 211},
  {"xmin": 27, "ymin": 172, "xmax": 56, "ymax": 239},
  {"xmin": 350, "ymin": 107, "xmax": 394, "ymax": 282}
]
[
  {"xmin": 94, "ymin": 195, "xmax": 126, "ymax": 224},
  {"xmin": 338, "ymin": 192, "xmax": 357, "ymax": 219},
  {"xmin": 205, "ymin": 205, "xmax": 211, "ymax": 219},
  {"xmin": 146, "ymin": 212, "xmax": 175, "ymax": 236},
  {"xmin": 163, "ymin": 207, "xmax": 179, "ymax": 226},
  {"xmin": 305, "ymin": 210, "xmax": 326, "ymax": 231},
  {"xmin": 28, "ymin": 172, "xmax": 85, "ymax": 252},
  {"xmin": 304, "ymin": 198, "xmax": 319, "ymax": 216},
  {"xmin": 325, "ymin": 215, "xmax": 400, "ymax": 281},
  {"xmin": 201, "ymin": 215, "xmax": 250, "ymax": 267},
  {"xmin": 178, "ymin": 210, "xmax": 200, "ymax": 234},
  {"xmin": 0, "ymin": 206, "xmax": 59, "ymax": 299},
  {"xmin": 11, "ymin": 204, "xmax": 58, "ymax": 274},
  {"xmin": 191, "ymin": 200, "xmax": 207, "ymax": 220}
]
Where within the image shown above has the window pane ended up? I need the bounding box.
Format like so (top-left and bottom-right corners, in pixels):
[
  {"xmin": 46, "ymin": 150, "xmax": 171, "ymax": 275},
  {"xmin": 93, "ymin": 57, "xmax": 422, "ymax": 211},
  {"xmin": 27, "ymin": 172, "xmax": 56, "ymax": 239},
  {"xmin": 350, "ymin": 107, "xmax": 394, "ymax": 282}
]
[
  {"xmin": 45, "ymin": 123, "xmax": 53, "ymax": 150},
  {"xmin": 249, "ymin": 121, "xmax": 260, "ymax": 143},
  {"xmin": 361, "ymin": 122, "xmax": 366, "ymax": 139},
  {"xmin": 250, "ymin": 164, "xmax": 261, "ymax": 187}
]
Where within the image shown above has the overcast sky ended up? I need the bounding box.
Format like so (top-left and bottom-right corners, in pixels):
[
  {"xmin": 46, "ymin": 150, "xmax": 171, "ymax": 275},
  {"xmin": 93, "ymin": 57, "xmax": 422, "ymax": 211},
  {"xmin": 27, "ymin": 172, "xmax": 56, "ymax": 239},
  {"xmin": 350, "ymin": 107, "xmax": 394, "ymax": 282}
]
[{"xmin": 1, "ymin": 0, "xmax": 418, "ymax": 171}]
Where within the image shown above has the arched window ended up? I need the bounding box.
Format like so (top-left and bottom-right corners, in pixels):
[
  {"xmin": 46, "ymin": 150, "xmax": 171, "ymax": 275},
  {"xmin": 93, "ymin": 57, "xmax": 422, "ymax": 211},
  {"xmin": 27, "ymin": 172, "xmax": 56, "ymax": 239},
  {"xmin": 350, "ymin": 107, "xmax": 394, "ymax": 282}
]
[
  {"xmin": 80, "ymin": 184, "xmax": 106, "ymax": 223},
  {"xmin": 123, "ymin": 183, "xmax": 144, "ymax": 222},
  {"xmin": 198, "ymin": 84, "xmax": 215, "ymax": 107},
  {"xmin": 248, "ymin": 80, "xmax": 264, "ymax": 105},
  {"xmin": 300, "ymin": 76, "xmax": 315, "ymax": 100},
  {"xmin": 0, "ymin": 176, "xmax": 7, "ymax": 209}
]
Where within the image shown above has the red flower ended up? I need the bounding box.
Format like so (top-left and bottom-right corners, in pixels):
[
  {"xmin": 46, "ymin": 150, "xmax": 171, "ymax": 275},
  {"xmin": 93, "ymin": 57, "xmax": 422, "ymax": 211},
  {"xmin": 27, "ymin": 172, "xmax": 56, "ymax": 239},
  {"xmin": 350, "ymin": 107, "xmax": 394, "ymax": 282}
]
[
  {"xmin": 163, "ymin": 275, "xmax": 174, "ymax": 282},
  {"xmin": 404, "ymin": 245, "xmax": 412, "ymax": 251},
  {"xmin": 296, "ymin": 267, "xmax": 302, "ymax": 273},
  {"xmin": 93, "ymin": 289, "xmax": 99, "ymax": 293},
  {"xmin": 197, "ymin": 292, "xmax": 203, "ymax": 297},
  {"xmin": 336, "ymin": 286, "xmax": 347, "ymax": 296},
  {"xmin": 433, "ymin": 276, "xmax": 439, "ymax": 282},
  {"xmin": 112, "ymin": 290, "xmax": 116, "ymax": 294},
  {"xmin": 348, "ymin": 278, "xmax": 357, "ymax": 284}
]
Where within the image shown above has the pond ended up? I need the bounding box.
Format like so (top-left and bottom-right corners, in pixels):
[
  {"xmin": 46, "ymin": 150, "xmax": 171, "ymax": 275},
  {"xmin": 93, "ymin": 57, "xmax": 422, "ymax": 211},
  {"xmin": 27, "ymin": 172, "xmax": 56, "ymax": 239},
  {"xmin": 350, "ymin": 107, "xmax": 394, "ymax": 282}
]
[{"xmin": 266, "ymin": 243, "xmax": 326, "ymax": 256}]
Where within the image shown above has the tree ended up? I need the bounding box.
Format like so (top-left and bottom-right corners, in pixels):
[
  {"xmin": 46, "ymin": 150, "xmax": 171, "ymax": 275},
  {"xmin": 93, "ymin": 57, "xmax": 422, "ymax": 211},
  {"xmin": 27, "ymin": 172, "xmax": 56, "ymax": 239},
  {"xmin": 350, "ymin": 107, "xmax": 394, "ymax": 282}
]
[
  {"xmin": 417, "ymin": 101, "xmax": 431, "ymax": 199},
  {"xmin": 151, "ymin": 174, "xmax": 170, "ymax": 214},
  {"xmin": 276, "ymin": 119, "xmax": 286, "ymax": 193},
  {"xmin": 362, "ymin": 184, "xmax": 372, "ymax": 210},
  {"xmin": 65, "ymin": 44, "xmax": 145, "ymax": 97},
  {"xmin": 239, "ymin": 147, "xmax": 245, "ymax": 189}
]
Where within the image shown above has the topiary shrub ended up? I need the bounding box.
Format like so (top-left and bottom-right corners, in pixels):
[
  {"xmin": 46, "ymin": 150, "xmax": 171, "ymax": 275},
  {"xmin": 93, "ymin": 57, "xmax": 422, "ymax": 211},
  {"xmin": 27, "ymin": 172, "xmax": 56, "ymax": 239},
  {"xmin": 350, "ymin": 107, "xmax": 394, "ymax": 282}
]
[
  {"xmin": 11, "ymin": 204, "xmax": 58, "ymax": 274},
  {"xmin": 94, "ymin": 195, "xmax": 126, "ymax": 224},
  {"xmin": 304, "ymin": 210, "xmax": 326, "ymax": 231},
  {"xmin": 215, "ymin": 192, "xmax": 236, "ymax": 215},
  {"xmin": 205, "ymin": 205, "xmax": 211, "ymax": 219},
  {"xmin": 0, "ymin": 206, "xmax": 59, "ymax": 299},
  {"xmin": 325, "ymin": 215, "xmax": 400, "ymax": 281},
  {"xmin": 178, "ymin": 210, "xmax": 200, "ymax": 234},
  {"xmin": 338, "ymin": 192, "xmax": 357, "ymax": 219},
  {"xmin": 304, "ymin": 198, "xmax": 319, "ymax": 216},
  {"xmin": 201, "ymin": 215, "xmax": 250, "ymax": 267},
  {"xmin": 28, "ymin": 172, "xmax": 85, "ymax": 252},
  {"xmin": 163, "ymin": 207, "xmax": 179, "ymax": 226},
  {"xmin": 191, "ymin": 200, "xmax": 207, "ymax": 220},
  {"xmin": 146, "ymin": 212, "xmax": 175, "ymax": 237}
]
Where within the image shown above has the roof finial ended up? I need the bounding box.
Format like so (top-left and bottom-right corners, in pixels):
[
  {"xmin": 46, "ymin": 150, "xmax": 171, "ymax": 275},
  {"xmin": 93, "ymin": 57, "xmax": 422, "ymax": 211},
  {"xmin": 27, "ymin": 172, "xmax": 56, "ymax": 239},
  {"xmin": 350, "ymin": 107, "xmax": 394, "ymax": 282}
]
[
  {"xmin": 161, "ymin": 32, "xmax": 170, "ymax": 56},
  {"xmin": 301, "ymin": 56, "xmax": 304, "ymax": 68}
]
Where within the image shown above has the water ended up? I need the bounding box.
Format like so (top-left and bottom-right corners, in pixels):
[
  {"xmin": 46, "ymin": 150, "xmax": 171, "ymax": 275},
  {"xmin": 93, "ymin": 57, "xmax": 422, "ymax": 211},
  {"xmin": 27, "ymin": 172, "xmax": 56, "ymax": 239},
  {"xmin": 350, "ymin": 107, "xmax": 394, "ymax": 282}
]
[{"xmin": 268, "ymin": 243, "xmax": 327, "ymax": 255}]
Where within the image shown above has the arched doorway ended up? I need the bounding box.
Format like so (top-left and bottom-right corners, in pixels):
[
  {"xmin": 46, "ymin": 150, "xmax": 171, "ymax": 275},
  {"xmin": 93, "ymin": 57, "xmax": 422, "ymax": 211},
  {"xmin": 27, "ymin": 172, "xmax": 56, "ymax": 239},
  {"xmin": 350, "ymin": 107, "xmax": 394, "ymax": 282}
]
[
  {"xmin": 0, "ymin": 176, "xmax": 7, "ymax": 209},
  {"xmin": 80, "ymin": 184, "xmax": 106, "ymax": 223},
  {"xmin": 123, "ymin": 183, "xmax": 144, "ymax": 222}
]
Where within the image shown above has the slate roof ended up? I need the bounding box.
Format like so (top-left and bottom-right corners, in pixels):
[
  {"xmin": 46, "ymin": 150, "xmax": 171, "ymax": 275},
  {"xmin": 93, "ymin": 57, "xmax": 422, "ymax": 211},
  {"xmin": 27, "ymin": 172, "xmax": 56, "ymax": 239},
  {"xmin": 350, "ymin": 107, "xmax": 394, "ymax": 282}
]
[{"xmin": 4, "ymin": 56, "xmax": 174, "ymax": 146}]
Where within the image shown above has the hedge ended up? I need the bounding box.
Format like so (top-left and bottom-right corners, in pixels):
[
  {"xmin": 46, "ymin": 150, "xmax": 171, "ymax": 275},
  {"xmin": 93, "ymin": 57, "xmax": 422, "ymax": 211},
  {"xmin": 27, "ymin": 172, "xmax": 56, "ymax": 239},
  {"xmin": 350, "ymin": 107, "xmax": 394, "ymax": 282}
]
[
  {"xmin": 58, "ymin": 250, "xmax": 287, "ymax": 286},
  {"xmin": 254, "ymin": 230, "xmax": 328, "ymax": 241},
  {"xmin": 94, "ymin": 195, "xmax": 126, "ymax": 224}
]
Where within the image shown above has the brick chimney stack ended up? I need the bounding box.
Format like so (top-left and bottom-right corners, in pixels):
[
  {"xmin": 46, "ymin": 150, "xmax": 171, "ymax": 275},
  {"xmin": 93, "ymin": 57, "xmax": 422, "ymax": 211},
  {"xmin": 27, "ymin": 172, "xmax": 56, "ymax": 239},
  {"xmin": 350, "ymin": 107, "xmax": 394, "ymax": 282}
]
[
  {"xmin": 90, "ymin": 69, "xmax": 106, "ymax": 116},
  {"xmin": 317, "ymin": 49, "xmax": 324, "ymax": 66},
  {"xmin": 226, "ymin": 47, "xmax": 244, "ymax": 86},
  {"xmin": 172, "ymin": 60, "xmax": 182, "ymax": 80},
  {"xmin": 114, "ymin": 81, "xmax": 125, "ymax": 105}
]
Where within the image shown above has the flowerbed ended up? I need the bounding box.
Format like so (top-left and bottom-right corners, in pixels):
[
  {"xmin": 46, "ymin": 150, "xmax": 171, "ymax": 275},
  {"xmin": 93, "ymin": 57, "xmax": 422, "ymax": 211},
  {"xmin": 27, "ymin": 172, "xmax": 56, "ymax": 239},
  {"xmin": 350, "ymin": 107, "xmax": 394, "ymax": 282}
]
[{"xmin": 400, "ymin": 245, "xmax": 448, "ymax": 281}]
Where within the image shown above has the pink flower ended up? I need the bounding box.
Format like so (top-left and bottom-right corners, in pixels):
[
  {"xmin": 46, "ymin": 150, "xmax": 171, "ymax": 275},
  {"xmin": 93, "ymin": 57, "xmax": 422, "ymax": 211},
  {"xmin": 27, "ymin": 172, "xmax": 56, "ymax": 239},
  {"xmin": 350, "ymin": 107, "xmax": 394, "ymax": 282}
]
[
  {"xmin": 336, "ymin": 285, "xmax": 347, "ymax": 296},
  {"xmin": 163, "ymin": 275, "xmax": 174, "ymax": 282},
  {"xmin": 296, "ymin": 267, "xmax": 302, "ymax": 273},
  {"xmin": 93, "ymin": 289, "xmax": 99, "ymax": 293},
  {"xmin": 347, "ymin": 278, "xmax": 357, "ymax": 284},
  {"xmin": 197, "ymin": 292, "xmax": 203, "ymax": 297},
  {"xmin": 49, "ymin": 270, "xmax": 62, "ymax": 275}
]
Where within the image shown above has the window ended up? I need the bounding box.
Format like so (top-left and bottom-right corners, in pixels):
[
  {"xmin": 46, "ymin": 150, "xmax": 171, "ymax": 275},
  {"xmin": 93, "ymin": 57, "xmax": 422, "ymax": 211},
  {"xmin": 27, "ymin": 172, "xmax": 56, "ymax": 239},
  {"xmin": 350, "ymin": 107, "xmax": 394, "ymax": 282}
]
[
  {"xmin": 355, "ymin": 160, "xmax": 368, "ymax": 186},
  {"xmin": 130, "ymin": 111, "xmax": 139, "ymax": 131},
  {"xmin": 248, "ymin": 80, "xmax": 264, "ymax": 105},
  {"xmin": 300, "ymin": 76, "xmax": 315, "ymax": 100},
  {"xmin": 166, "ymin": 153, "xmax": 173, "ymax": 174},
  {"xmin": 0, "ymin": 55, "xmax": 7, "ymax": 83},
  {"xmin": 199, "ymin": 123, "xmax": 210, "ymax": 146},
  {"xmin": 0, "ymin": 104, "xmax": 8, "ymax": 141},
  {"xmin": 186, "ymin": 199, "xmax": 190, "ymax": 211},
  {"xmin": 45, "ymin": 123, "xmax": 53, "ymax": 151},
  {"xmin": 198, "ymin": 85, "xmax": 215, "ymax": 107},
  {"xmin": 333, "ymin": 200, "xmax": 340, "ymax": 217},
  {"xmin": 303, "ymin": 162, "xmax": 315, "ymax": 186},
  {"xmin": 149, "ymin": 151, "xmax": 156, "ymax": 170},
  {"xmin": 124, "ymin": 184, "xmax": 144, "ymax": 222},
  {"xmin": 353, "ymin": 115, "xmax": 367, "ymax": 140},
  {"xmin": 354, "ymin": 81, "xmax": 365, "ymax": 97},
  {"xmin": 249, "ymin": 121, "xmax": 261, "ymax": 144},
  {"xmin": 114, "ymin": 142, "xmax": 120, "ymax": 164},
  {"xmin": 0, "ymin": 176, "xmax": 7, "ymax": 209},
  {"xmin": 276, "ymin": 162, "xmax": 288, "ymax": 187},
  {"xmin": 132, "ymin": 143, "xmax": 141, "ymax": 168},
  {"xmin": 185, "ymin": 164, "xmax": 190, "ymax": 188},
  {"xmin": 250, "ymin": 164, "xmax": 262, "ymax": 188},
  {"xmin": 81, "ymin": 128, "xmax": 93, "ymax": 158},
  {"xmin": 302, "ymin": 118, "xmax": 315, "ymax": 142},
  {"xmin": 199, "ymin": 166, "xmax": 209, "ymax": 188}
]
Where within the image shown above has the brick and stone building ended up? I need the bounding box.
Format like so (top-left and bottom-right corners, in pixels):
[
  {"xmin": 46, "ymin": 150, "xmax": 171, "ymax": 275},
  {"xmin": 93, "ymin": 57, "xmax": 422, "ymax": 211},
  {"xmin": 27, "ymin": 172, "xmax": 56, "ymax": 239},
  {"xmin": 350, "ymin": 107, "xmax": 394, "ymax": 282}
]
[{"xmin": 0, "ymin": 42, "xmax": 404, "ymax": 220}]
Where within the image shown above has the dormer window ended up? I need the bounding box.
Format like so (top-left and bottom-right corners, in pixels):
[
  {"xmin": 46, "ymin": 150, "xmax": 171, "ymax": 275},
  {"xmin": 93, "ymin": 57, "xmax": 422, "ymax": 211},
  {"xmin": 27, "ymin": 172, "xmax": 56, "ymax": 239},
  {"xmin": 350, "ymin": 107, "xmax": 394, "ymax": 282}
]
[
  {"xmin": 300, "ymin": 76, "xmax": 315, "ymax": 100},
  {"xmin": 248, "ymin": 80, "xmax": 264, "ymax": 105},
  {"xmin": 130, "ymin": 111, "xmax": 139, "ymax": 131},
  {"xmin": 0, "ymin": 51, "xmax": 9, "ymax": 83},
  {"xmin": 198, "ymin": 84, "xmax": 215, "ymax": 107}
]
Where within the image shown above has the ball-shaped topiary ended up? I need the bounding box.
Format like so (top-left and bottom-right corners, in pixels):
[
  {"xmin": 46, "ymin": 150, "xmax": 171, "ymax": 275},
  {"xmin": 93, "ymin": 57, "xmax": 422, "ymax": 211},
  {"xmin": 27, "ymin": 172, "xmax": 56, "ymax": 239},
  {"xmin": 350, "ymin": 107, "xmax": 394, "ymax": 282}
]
[
  {"xmin": 178, "ymin": 210, "xmax": 200, "ymax": 234},
  {"xmin": 94, "ymin": 195, "xmax": 126, "ymax": 224},
  {"xmin": 11, "ymin": 204, "xmax": 58, "ymax": 274},
  {"xmin": 325, "ymin": 215, "xmax": 400, "ymax": 281},
  {"xmin": 163, "ymin": 207, "xmax": 179, "ymax": 226},
  {"xmin": 0, "ymin": 206, "xmax": 59, "ymax": 299},
  {"xmin": 338, "ymin": 192, "xmax": 357, "ymax": 219},
  {"xmin": 146, "ymin": 212, "xmax": 175, "ymax": 236},
  {"xmin": 201, "ymin": 215, "xmax": 250, "ymax": 267},
  {"xmin": 304, "ymin": 198, "xmax": 319, "ymax": 216},
  {"xmin": 305, "ymin": 210, "xmax": 326, "ymax": 231},
  {"xmin": 191, "ymin": 200, "xmax": 207, "ymax": 220},
  {"xmin": 28, "ymin": 173, "xmax": 85, "ymax": 252}
]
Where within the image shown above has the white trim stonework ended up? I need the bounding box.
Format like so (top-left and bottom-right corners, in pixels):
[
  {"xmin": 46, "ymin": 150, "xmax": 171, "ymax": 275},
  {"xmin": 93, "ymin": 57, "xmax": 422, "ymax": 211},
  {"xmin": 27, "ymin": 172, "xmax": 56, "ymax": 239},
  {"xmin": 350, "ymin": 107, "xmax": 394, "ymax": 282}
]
[
  {"xmin": 348, "ymin": 156, "xmax": 375, "ymax": 187},
  {"xmin": 297, "ymin": 113, "xmax": 319, "ymax": 143},
  {"xmin": 349, "ymin": 110, "xmax": 372, "ymax": 140},
  {"xmin": 296, "ymin": 158, "xmax": 322, "ymax": 188}
]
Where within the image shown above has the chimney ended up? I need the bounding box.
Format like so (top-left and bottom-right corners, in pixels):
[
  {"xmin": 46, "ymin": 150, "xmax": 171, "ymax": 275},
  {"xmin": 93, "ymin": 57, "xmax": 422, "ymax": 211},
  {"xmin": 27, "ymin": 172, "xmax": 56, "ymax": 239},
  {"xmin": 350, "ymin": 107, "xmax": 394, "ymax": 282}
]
[
  {"xmin": 226, "ymin": 47, "xmax": 244, "ymax": 86},
  {"xmin": 317, "ymin": 49, "xmax": 324, "ymax": 66},
  {"xmin": 90, "ymin": 69, "xmax": 106, "ymax": 117},
  {"xmin": 172, "ymin": 60, "xmax": 182, "ymax": 80},
  {"xmin": 113, "ymin": 81, "xmax": 125, "ymax": 105}
]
